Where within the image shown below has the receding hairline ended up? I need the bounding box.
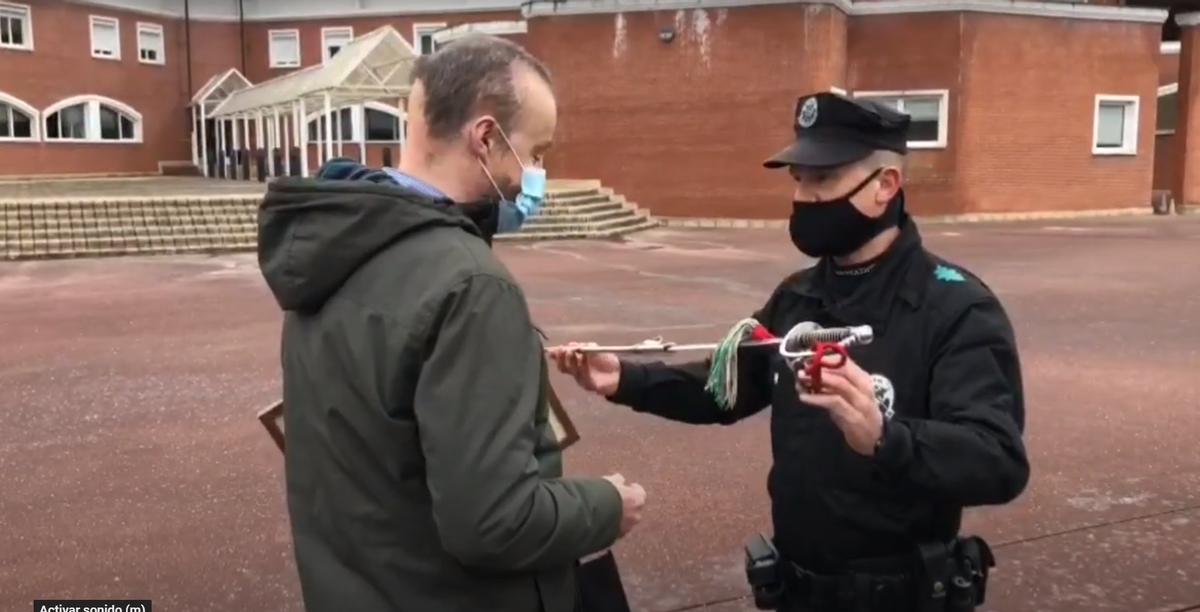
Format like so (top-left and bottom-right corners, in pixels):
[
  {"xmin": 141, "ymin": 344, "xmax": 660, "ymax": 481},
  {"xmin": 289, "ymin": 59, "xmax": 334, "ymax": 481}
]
[{"xmin": 407, "ymin": 34, "xmax": 553, "ymax": 140}]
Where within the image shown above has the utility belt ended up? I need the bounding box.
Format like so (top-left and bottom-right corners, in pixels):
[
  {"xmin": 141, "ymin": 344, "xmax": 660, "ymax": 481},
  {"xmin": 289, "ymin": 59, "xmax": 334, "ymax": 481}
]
[{"xmin": 744, "ymin": 534, "xmax": 995, "ymax": 612}]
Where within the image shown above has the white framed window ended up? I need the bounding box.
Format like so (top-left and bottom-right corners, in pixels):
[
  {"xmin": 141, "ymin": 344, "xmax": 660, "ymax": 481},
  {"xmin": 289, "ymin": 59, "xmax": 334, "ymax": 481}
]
[
  {"xmin": 268, "ymin": 29, "xmax": 300, "ymax": 68},
  {"xmin": 306, "ymin": 102, "xmax": 405, "ymax": 143},
  {"xmin": 1092, "ymin": 94, "xmax": 1139, "ymax": 156},
  {"xmin": 413, "ymin": 23, "xmax": 446, "ymax": 55},
  {"xmin": 136, "ymin": 22, "xmax": 164, "ymax": 64},
  {"xmin": 0, "ymin": 91, "xmax": 37, "ymax": 140},
  {"xmin": 321, "ymin": 26, "xmax": 353, "ymax": 62},
  {"xmin": 89, "ymin": 15, "xmax": 120, "ymax": 59},
  {"xmin": 852, "ymin": 89, "xmax": 950, "ymax": 149},
  {"xmin": 42, "ymin": 95, "xmax": 142, "ymax": 143},
  {"xmin": 0, "ymin": 2, "xmax": 32, "ymax": 51}
]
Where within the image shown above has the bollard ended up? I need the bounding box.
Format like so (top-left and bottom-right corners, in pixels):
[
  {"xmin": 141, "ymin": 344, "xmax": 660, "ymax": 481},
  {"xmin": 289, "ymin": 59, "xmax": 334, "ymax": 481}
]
[
  {"xmin": 289, "ymin": 147, "xmax": 302, "ymax": 176},
  {"xmin": 381, "ymin": 147, "xmax": 394, "ymax": 168},
  {"xmin": 272, "ymin": 148, "xmax": 283, "ymax": 177}
]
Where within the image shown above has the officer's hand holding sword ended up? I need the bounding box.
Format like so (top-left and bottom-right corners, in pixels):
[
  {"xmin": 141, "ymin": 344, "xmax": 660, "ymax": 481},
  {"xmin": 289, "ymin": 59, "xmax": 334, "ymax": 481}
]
[
  {"xmin": 797, "ymin": 354, "xmax": 885, "ymax": 456},
  {"xmin": 549, "ymin": 341, "xmax": 884, "ymax": 456}
]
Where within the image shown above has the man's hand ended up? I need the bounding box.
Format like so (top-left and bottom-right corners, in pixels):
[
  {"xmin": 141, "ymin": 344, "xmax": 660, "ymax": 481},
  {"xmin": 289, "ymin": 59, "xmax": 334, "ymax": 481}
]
[
  {"xmin": 797, "ymin": 357, "xmax": 884, "ymax": 456},
  {"xmin": 603, "ymin": 473, "xmax": 647, "ymax": 538},
  {"xmin": 547, "ymin": 343, "xmax": 621, "ymax": 396}
]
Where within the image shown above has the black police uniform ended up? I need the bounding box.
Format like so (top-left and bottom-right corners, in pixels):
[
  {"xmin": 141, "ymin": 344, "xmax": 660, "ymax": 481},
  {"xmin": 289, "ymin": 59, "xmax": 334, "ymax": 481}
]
[{"xmin": 606, "ymin": 93, "xmax": 1030, "ymax": 612}]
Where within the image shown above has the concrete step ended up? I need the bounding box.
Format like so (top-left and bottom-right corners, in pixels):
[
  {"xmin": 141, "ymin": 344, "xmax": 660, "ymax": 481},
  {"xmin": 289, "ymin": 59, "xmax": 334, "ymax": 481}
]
[
  {"xmin": 524, "ymin": 208, "xmax": 635, "ymax": 226},
  {"xmin": 2, "ymin": 234, "xmax": 256, "ymax": 260},
  {"xmin": 0, "ymin": 180, "xmax": 654, "ymax": 259},
  {"xmin": 533, "ymin": 201, "xmax": 626, "ymax": 217},
  {"xmin": 3, "ymin": 224, "xmax": 251, "ymax": 240},
  {"xmin": 543, "ymin": 193, "xmax": 610, "ymax": 206},
  {"xmin": 545, "ymin": 188, "xmax": 602, "ymax": 200},
  {"xmin": 497, "ymin": 217, "xmax": 659, "ymax": 242},
  {"xmin": 509, "ymin": 214, "xmax": 654, "ymax": 237},
  {"xmin": 2, "ymin": 217, "xmax": 253, "ymax": 231}
]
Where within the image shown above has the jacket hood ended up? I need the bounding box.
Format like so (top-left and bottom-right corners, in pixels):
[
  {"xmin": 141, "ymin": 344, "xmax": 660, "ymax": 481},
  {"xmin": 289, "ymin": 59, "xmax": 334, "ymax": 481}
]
[{"xmin": 257, "ymin": 178, "xmax": 482, "ymax": 312}]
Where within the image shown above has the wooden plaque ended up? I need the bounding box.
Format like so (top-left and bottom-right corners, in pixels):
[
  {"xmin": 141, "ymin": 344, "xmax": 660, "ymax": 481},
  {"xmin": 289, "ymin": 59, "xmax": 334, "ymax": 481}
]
[
  {"xmin": 257, "ymin": 400, "xmax": 285, "ymax": 452},
  {"xmin": 547, "ymin": 380, "xmax": 581, "ymax": 450},
  {"xmin": 255, "ymin": 384, "xmax": 580, "ymax": 454}
]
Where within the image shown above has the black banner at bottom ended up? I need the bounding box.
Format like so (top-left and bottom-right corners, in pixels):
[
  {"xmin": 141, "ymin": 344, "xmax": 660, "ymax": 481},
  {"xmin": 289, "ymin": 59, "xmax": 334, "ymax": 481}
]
[{"xmin": 34, "ymin": 601, "xmax": 151, "ymax": 612}]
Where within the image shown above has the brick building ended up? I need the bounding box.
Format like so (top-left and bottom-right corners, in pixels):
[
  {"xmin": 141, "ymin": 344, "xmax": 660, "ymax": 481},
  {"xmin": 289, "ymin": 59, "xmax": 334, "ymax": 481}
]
[{"xmin": 0, "ymin": 0, "xmax": 1193, "ymax": 218}]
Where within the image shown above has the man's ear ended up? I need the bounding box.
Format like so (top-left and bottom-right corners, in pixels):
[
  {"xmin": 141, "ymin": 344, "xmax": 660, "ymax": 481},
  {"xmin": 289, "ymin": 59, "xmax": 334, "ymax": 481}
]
[
  {"xmin": 876, "ymin": 166, "xmax": 902, "ymax": 205},
  {"xmin": 466, "ymin": 117, "xmax": 494, "ymax": 157}
]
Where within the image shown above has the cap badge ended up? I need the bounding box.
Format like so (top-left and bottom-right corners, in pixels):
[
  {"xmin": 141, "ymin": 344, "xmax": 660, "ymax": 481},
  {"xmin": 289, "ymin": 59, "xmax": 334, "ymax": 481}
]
[{"xmin": 798, "ymin": 97, "xmax": 818, "ymax": 128}]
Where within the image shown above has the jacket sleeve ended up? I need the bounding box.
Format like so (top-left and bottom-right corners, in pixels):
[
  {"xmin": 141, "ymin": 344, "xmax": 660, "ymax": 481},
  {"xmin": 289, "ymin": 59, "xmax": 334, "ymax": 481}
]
[
  {"xmin": 874, "ymin": 296, "xmax": 1030, "ymax": 506},
  {"xmin": 414, "ymin": 273, "xmax": 624, "ymax": 572},
  {"xmin": 605, "ymin": 299, "xmax": 779, "ymax": 425}
]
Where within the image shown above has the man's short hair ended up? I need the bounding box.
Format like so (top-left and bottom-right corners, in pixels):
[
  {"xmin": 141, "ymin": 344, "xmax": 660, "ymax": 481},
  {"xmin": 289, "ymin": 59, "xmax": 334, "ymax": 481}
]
[{"xmin": 410, "ymin": 34, "xmax": 552, "ymax": 141}]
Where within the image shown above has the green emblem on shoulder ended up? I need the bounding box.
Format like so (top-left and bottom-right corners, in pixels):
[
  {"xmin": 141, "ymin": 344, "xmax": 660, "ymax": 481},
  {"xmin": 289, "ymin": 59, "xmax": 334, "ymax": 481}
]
[{"xmin": 934, "ymin": 265, "xmax": 965, "ymax": 282}]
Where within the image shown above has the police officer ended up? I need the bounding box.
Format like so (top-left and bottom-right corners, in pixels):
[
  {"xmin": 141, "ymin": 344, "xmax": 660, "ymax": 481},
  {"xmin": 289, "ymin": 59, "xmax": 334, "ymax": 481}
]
[{"xmin": 548, "ymin": 91, "xmax": 1030, "ymax": 612}]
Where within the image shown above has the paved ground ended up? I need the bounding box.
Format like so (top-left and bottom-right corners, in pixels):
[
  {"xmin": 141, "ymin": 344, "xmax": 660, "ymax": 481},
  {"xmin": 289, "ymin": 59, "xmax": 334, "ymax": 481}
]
[{"xmin": 2, "ymin": 216, "xmax": 1200, "ymax": 612}]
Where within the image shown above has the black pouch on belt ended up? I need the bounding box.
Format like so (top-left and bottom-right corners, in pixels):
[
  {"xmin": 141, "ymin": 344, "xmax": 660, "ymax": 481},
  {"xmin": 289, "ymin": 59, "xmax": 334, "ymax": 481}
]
[
  {"xmin": 947, "ymin": 536, "xmax": 995, "ymax": 611},
  {"xmin": 915, "ymin": 541, "xmax": 952, "ymax": 612},
  {"xmin": 744, "ymin": 533, "xmax": 785, "ymax": 610}
]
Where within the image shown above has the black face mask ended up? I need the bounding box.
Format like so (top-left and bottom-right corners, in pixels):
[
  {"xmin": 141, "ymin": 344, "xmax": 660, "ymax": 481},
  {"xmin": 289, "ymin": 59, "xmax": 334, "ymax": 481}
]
[{"xmin": 788, "ymin": 169, "xmax": 901, "ymax": 258}]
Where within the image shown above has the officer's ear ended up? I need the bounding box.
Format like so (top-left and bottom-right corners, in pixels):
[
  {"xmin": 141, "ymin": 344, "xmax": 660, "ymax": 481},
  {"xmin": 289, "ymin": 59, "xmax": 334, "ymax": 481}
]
[{"xmin": 873, "ymin": 160, "xmax": 903, "ymax": 206}]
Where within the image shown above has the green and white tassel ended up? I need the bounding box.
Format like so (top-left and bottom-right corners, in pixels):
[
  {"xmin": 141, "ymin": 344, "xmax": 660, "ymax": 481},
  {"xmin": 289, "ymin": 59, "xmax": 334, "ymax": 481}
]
[{"xmin": 704, "ymin": 318, "xmax": 761, "ymax": 409}]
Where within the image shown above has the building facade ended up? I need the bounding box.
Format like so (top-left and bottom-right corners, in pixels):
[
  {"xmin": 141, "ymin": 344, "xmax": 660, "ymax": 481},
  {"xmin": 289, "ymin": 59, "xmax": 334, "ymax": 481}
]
[{"xmin": 0, "ymin": 0, "xmax": 1193, "ymax": 218}]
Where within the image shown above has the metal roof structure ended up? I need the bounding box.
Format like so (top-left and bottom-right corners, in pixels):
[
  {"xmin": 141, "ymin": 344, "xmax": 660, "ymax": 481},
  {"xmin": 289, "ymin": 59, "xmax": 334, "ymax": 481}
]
[
  {"xmin": 209, "ymin": 25, "xmax": 417, "ymax": 118},
  {"xmin": 191, "ymin": 68, "xmax": 253, "ymax": 113}
]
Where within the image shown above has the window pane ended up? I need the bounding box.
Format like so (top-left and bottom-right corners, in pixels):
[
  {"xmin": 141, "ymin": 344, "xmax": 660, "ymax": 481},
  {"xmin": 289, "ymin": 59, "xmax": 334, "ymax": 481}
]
[
  {"xmin": 0, "ymin": 104, "xmax": 9, "ymax": 137},
  {"xmin": 270, "ymin": 34, "xmax": 298, "ymax": 64},
  {"xmin": 1, "ymin": 17, "xmax": 11, "ymax": 45},
  {"xmin": 1157, "ymin": 93, "xmax": 1177, "ymax": 132},
  {"xmin": 120, "ymin": 115, "xmax": 134, "ymax": 139},
  {"xmin": 1096, "ymin": 103, "xmax": 1126, "ymax": 147},
  {"xmin": 904, "ymin": 98, "xmax": 941, "ymax": 121},
  {"xmin": 420, "ymin": 34, "xmax": 434, "ymax": 55},
  {"xmin": 93, "ymin": 22, "xmax": 118, "ymax": 55},
  {"xmin": 865, "ymin": 97, "xmax": 901, "ymax": 110},
  {"xmin": 365, "ymin": 108, "xmax": 399, "ymax": 141},
  {"xmin": 62, "ymin": 105, "xmax": 87, "ymax": 138},
  {"xmin": 908, "ymin": 120, "xmax": 939, "ymax": 143},
  {"xmin": 11, "ymin": 105, "xmax": 31, "ymax": 138},
  {"xmin": 99, "ymin": 106, "xmax": 120, "ymax": 140}
]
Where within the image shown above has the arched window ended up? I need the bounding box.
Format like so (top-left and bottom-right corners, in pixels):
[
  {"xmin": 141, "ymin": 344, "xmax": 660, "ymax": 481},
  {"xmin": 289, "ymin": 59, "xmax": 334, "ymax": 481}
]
[
  {"xmin": 306, "ymin": 102, "xmax": 405, "ymax": 143},
  {"xmin": 1157, "ymin": 84, "xmax": 1177, "ymax": 135},
  {"xmin": 363, "ymin": 102, "xmax": 403, "ymax": 142},
  {"xmin": 0, "ymin": 91, "xmax": 38, "ymax": 141},
  {"xmin": 42, "ymin": 95, "xmax": 142, "ymax": 143},
  {"xmin": 307, "ymin": 107, "xmax": 355, "ymax": 142}
]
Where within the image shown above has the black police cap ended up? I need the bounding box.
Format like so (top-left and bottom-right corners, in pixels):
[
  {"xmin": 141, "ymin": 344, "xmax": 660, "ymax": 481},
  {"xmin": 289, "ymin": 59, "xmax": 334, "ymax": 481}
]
[{"xmin": 764, "ymin": 92, "xmax": 911, "ymax": 169}]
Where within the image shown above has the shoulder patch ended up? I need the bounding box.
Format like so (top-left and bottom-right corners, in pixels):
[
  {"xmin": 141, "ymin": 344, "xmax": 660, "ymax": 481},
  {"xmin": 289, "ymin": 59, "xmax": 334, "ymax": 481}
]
[{"xmin": 934, "ymin": 264, "xmax": 965, "ymax": 282}]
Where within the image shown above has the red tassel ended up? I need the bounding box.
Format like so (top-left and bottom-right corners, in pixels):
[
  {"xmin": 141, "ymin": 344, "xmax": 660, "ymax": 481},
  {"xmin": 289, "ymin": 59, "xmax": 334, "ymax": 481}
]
[
  {"xmin": 804, "ymin": 342, "xmax": 848, "ymax": 390},
  {"xmin": 749, "ymin": 324, "xmax": 775, "ymax": 341}
]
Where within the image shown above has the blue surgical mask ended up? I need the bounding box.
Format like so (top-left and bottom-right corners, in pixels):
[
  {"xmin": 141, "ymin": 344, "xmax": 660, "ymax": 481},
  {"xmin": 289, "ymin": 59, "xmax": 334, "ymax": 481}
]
[
  {"xmin": 498, "ymin": 166, "xmax": 546, "ymax": 233},
  {"xmin": 479, "ymin": 127, "xmax": 547, "ymax": 234}
]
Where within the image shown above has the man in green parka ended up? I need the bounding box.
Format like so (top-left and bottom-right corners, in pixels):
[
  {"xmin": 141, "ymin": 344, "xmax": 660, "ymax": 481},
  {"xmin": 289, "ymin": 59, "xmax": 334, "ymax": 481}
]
[{"xmin": 256, "ymin": 34, "xmax": 647, "ymax": 612}]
